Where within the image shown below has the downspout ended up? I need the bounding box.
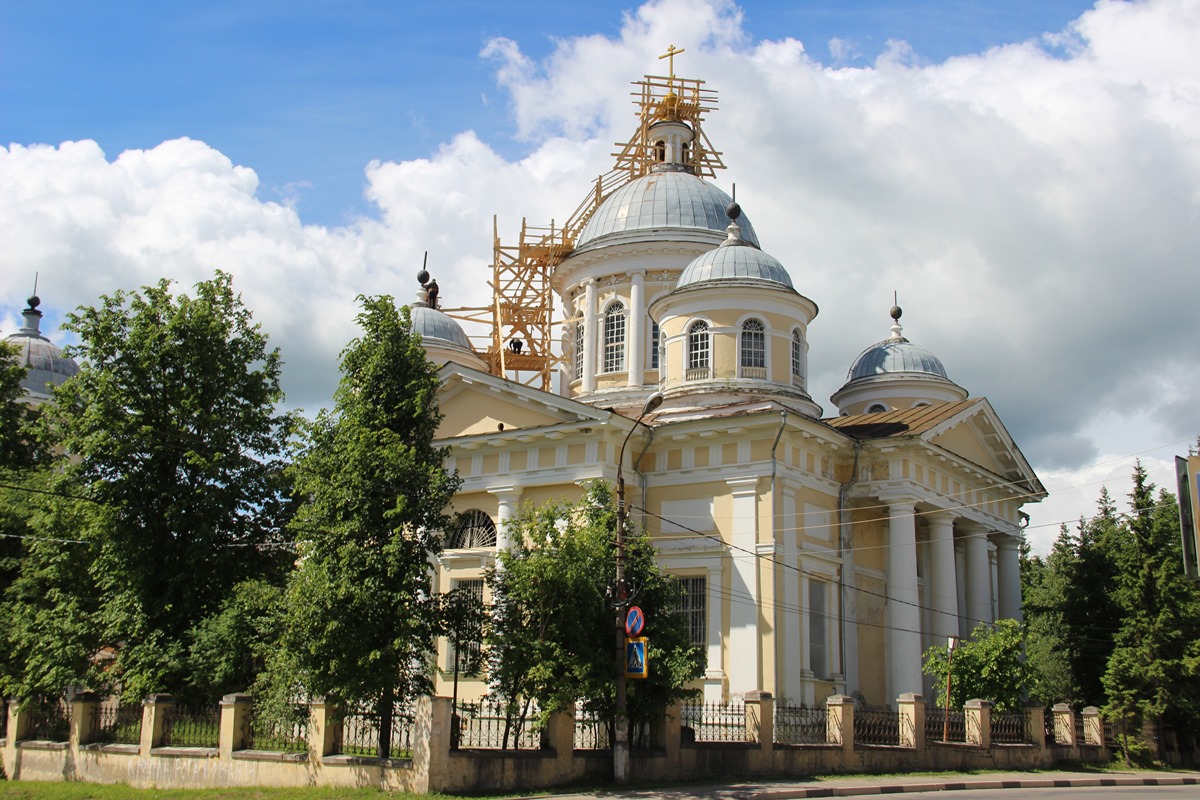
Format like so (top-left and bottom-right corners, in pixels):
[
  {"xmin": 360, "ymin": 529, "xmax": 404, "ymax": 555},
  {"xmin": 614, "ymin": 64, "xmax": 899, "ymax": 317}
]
[
  {"xmin": 769, "ymin": 411, "xmax": 787, "ymax": 694},
  {"xmin": 633, "ymin": 419, "xmax": 659, "ymax": 532},
  {"xmin": 837, "ymin": 438, "xmax": 862, "ymax": 696}
]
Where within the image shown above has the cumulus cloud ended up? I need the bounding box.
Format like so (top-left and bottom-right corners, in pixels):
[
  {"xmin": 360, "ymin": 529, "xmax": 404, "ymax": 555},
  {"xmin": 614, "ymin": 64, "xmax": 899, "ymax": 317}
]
[{"xmin": 4, "ymin": 0, "xmax": 1199, "ymax": 543}]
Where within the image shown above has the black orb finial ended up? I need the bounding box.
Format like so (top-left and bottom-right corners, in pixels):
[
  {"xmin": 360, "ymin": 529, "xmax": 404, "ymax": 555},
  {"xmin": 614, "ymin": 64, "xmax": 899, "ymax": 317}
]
[
  {"xmin": 27, "ymin": 295, "xmax": 41, "ymax": 310},
  {"xmin": 417, "ymin": 269, "xmax": 430, "ymax": 286},
  {"xmin": 889, "ymin": 304, "xmax": 902, "ymax": 321},
  {"xmin": 726, "ymin": 201, "xmax": 742, "ymax": 221}
]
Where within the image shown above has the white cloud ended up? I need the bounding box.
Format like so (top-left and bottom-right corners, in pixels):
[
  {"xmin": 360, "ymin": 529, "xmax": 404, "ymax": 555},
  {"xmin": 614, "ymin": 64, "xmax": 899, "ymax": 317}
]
[{"xmin": 4, "ymin": 0, "xmax": 1200, "ymax": 547}]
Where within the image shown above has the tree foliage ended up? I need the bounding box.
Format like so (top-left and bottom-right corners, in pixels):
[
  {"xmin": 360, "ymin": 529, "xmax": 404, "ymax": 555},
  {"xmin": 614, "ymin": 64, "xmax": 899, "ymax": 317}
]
[
  {"xmin": 278, "ymin": 295, "xmax": 458, "ymax": 758},
  {"xmin": 1, "ymin": 272, "xmax": 295, "ymax": 701},
  {"xmin": 923, "ymin": 619, "xmax": 1029, "ymax": 712},
  {"xmin": 486, "ymin": 483, "xmax": 705, "ymax": 742}
]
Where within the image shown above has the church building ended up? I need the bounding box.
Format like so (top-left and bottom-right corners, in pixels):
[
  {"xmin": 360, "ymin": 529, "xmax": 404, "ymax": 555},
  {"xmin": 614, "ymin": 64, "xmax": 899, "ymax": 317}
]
[{"xmin": 414, "ymin": 65, "xmax": 1045, "ymax": 706}]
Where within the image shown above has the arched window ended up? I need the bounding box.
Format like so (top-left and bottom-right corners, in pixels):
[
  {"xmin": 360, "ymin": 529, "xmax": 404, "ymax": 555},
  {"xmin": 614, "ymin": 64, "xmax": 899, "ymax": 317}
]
[
  {"xmin": 740, "ymin": 319, "xmax": 766, "ymax": 378},
  {"xmin": 574, "ymin": 321, "xmax": 585, "ymax": 381},
  {"xmin": 867, "ymin": 403, "xmax": 887, "ymax": 414},
  {"xmin": 687, "ymin": 321, "xmax": 710, "ymax": 380},
  {"xmin": 650, "ymin": 321, "xmax": 660, "ymax": 370},
  {"xmin": 791, "ymin": 329, "xmax": 805, "ymax": 388},
  {"xmin": 446, "ymin": 510, "xmax": 497, "ymax": 549},
  {"xmin": 654, "ymin": 140, "xmax": 666, "ymax": 162},
  {"xmin": 603, "ymin": 302, "xmax": 626, "ymax": 373}
]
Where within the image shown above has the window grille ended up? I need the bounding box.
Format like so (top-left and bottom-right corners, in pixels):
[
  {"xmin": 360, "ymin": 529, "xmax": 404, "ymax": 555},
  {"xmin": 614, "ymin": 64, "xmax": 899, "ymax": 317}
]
[
  {"xmin": 574, "ymin": 321, "xmax": 584, "ymax": 381},
  {"xmin": 740, "ymin": 319, "xmax": 765, "ymax": 375},
  {"xmin": 675, "ymin": 576, "xmax": 707, "ymax": 647},
  {"xmin": 808, "ymin": 579, "xmax": 828, "ymax": 679},
  {"xmin": 791, "ymin": 329, "xmax": 805, "ymax": 387},
  {"xmin": 687, "ymin": 321, "xmax": 709, "ymax": 379},
  {"xmin": 446, "ymin": 510, "xmax": 496, "ymax": 549},
  {"xmin": 448, "ymin": 578, "xmax": 485, "ymax": 672},
  {"xmin": 603, "ymin": 303, "xmax": 626, "ymax": 373}
]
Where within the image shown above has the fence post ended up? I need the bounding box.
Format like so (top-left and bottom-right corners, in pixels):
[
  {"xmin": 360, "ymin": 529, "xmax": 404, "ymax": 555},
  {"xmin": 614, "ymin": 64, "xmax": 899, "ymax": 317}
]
[
  {"xmin": 141, "ymin": 694, "xmax": 174, "ymax": 756},
  {"xmin": 219, "ymin": 693, "xmax": 252, "ymax": 759},
  {"xmin": 308, "ymin": 696, "xmax": 340, "ymax": 760},
  {"xmin": 744, "ymin": 690, "xmax": 773, "ymax": 750},
  {"xmin": 1024, "ymin": 702, "xmax": 1046, "ymax": 749},
  {"xmin": 414, "ymin": 696, "xmax": 453, "ymax": 794},
  {"xmin": 71, "ymin": 690, "xmax": 101, "ymax": 747},
  {"xmin": 3, "ymin": 699, "xmax": 31, "ymax": 779},
  {"xmin": 826, "ymin": 695, "xmax": 855, "ymax": 753},
  {"xmin": 546, "ymin": 708, "xmax": 576, "ymax": 777},
  {"xmin": 1052, "ymin": 703, "xmax": 1075, "ymax": 746},
  {"xmin": 965, "ymin": 699, "xmax": 991, "ymax": 749},
  {"xmin": 1081, "ymin": 707, "xmax": 1102, "ymax": 746},
  {"xmin": 898, "ymin": 693, "xmax": 924, "ymax": 750}
]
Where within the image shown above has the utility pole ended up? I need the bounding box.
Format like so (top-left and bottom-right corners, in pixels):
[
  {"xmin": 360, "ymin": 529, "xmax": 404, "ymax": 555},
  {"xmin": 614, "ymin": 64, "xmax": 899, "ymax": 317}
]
[{"xmin": 613, "ymin": 392, "xmax": 663, "ymax": 783}]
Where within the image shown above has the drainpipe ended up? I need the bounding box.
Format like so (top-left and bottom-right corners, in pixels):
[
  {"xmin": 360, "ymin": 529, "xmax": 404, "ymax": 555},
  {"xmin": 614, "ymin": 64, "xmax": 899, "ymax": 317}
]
[
  {"xmin": 769, "ymin": 411, "xmax": 788, "ymax": 500},
  {"xmin": 836, "ymin": 439, "xmax": 862, "ymax": 696},
  {"xmin": 633, "ymin": 417, "xmax": 660, "ymax": 533}
]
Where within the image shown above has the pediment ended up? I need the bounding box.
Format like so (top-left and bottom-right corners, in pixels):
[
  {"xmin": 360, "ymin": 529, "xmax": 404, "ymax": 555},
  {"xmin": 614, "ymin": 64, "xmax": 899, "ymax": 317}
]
[
  {"xmin": 435, "ymin": 363, "xmax": 609, "ymax": 440},
  {"xmin": 923, "ymin": 399, "xmax": 1045, "ymax": 498}
]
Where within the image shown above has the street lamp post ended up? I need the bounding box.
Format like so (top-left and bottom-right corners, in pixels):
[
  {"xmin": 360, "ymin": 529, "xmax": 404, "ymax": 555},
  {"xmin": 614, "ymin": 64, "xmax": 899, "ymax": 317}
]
[
  {"xmin": 613, "ymin": 391, "xmax": 663, "ymax": 783},
  {"xmin": 943, "ymin": 635, "xmax": 959, "ymax": 742}
]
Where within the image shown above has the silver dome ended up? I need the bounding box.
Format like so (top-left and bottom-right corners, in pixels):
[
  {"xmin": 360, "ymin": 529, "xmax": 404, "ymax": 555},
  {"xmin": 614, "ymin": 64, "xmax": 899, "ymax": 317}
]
[
  {"xmin": 6, "ymin": 299, "xmax": 79, "ymax": 399},
  {"xmin": 677, "ymin": 243, "xmax": 794, "ymax": 290},
  {"xmin": 576, "ymin": 170, "xmax": 759, "ymax": 249},
  {"xmin": 411, "ymin": 304, "xmax": 474, "ymax": 353},
  {"xmin": 847, "ymin": 338, "xmax": 950, "ymax": 381}
]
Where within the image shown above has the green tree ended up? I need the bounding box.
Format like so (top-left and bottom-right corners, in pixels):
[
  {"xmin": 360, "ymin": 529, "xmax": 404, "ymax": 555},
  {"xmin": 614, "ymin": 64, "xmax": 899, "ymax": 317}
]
[
  {"xmin": 1021, "ymin": 525, "xmax": 1077, "ymax": 706},
  {"xmin": 10, "ymin": 272, "xmax": 295, "ymax": 700},
  {"xmin": 279, "ymin": 295, "xmax": 459, "ymax": 758},
  {"xmin": 923, "ymin": 619, "xmax": 1029, "ymax": 712},
  {"xmin": 486, "ymin": 483, "xmax": 704, "ymax": 745},
  {"xmin": 1102, "ymin": 462, "xmax": 1200, "ymax": 764}
]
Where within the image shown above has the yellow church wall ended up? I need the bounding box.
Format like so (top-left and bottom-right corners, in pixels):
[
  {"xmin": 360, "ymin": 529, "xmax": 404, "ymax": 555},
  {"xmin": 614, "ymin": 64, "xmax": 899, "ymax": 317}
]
[
  {"xmin": 510, "ymin": 450, "xmax": 527, "ymax": 472},
  {"xmin": 438, "ymin": 397, "xmax": 562, "ymax": 438},
  {"xmin": 482, "ymin": 453, "xmax": 498, "ymax": 475},
  {"xmin": 933, "ymin": 425, "xmax": 1000, "ymax": 474},
  {"xmin": 854, "ymin": 570, "xmax": 888, "ymax": 705},
  {"xmin": 566, "ymin": 443, "xmax": 585, "ymax": 465}
]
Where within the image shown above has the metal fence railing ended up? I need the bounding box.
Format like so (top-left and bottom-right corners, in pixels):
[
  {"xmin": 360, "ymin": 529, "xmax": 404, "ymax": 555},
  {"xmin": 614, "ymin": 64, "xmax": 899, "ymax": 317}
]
[
  {"xmin": 853, "ymin": 705, "xmax": 900, "ymax": 746},
  {"xmin": 160, "ymin": 704, "xmax": 220, "ymax": 748},
  {"xmin": 925, "ymin": 707, "xmax": 965, "ymax": 743},
  {"xmin": 454, "ymin": 697, "xmax": 541, "ymax": 750},
  {"xmin": 26, "ymin": 697, "xmax": 70, "ymax": 742},
  {"xmin": 572, "ymin": 704, "xmax": 609, "ymax": 750},
  {"xmin": 337, "ymin": 700, "xmax": 414, "ymax": 759},
  {"xmin": 991, "ymin": 710, "xmax": 1031, "ymax": 744},
  {"xmin": 774, "ymin": 703, "xmax": 828, "ymax": 745},
  {"xmin": 92, "ymin": 701, "xmax": 143, "ymax": 745},
  {"xmin": 680, "ymin": 701, "xmax": 750, "ymax": 743},
  {"xmin": 242, "ymin": 704, "xmax": 308, "ymax": 752}
]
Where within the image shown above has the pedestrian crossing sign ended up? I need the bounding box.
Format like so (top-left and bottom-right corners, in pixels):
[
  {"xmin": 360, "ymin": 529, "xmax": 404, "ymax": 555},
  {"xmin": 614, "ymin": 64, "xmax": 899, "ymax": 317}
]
[{"xmin": 625, "ymin": 637, "xmax": 648, "ymax": 679}]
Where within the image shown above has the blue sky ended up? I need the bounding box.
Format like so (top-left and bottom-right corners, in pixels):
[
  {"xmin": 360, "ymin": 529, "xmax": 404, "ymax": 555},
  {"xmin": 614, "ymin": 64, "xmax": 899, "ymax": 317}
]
[
  {"xmin": 3, "ymin": 0, "xmax": 1199, "ymax": 549},
  {"xmin": 3, "ymin": 1, "xmax": 1096, "ymax": 225}
]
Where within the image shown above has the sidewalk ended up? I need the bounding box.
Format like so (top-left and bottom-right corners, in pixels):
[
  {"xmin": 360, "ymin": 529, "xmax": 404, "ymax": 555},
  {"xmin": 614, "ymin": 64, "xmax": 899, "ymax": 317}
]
[{"xmin": 529, "ymin": 770, "xmax": 1200, "ymax": 800}]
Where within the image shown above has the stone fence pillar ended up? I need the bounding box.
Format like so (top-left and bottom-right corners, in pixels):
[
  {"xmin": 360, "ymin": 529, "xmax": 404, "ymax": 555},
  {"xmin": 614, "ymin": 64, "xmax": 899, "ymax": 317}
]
[
  {"xmin": 1025, "ymin": 703, "xmax": 1046, "ymax": 748},
  {"xmin": 1082, "ymin": 706, "xmax": 1103, "ymax": 746},
  {"xmin": 826, "ymin": 695, "xmax": 854, "ymax": 753},
  {"xmin": 140, "ymin": 694, "xmax": 174, "ymax": 756},
  {"xmin": 545, "ymin": 708, "xmax": 575, "ymax": 776},
  {"xmin": 1052, "ymin": 703, "xmax": 1075, "ymax": 746},
  {"xmin": 898, "ymin": 693, "xmax": 924, "ymax": 750},
  {"xmin": 745, "ymin": 690, "xmax": 773, "ymax": 749},
  {"xmin": 965, "ymin": 699, "xmax": 991, "ymax": 749},
  {"xmin": 308, "ymin": 697, "xmax": 340, "ymax": 760},
  {"xmin": 219, "ymin": 693, "xmax": 251, "ymax": 759},
  {"xmin": 415, "ymin": 696, "xmax": 453, "ymax": 794},
  {"xmin": 70, "ymin": 691, "xmax": 101, "ymax": 747}
]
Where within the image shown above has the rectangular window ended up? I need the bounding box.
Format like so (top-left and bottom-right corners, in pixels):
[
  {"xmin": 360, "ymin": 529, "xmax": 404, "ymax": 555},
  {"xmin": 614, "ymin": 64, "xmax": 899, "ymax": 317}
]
[
  {"xmin": 447, "ymin": 578, "xmax": 485, "ymax": 674},
  {"xmin": 574, "ymin": 322, "xmax": 584, "ymax": 381},
  {"xmin": 650, "ymin": 321, "xmax": 660, "ymax": 370},
  {"xmin": 808, "ymin": 579, "xmax": 828, "ymax": 680},
  {"xmin": 675, "ymin": 576, "xmax": 707, "ymax": 648}
]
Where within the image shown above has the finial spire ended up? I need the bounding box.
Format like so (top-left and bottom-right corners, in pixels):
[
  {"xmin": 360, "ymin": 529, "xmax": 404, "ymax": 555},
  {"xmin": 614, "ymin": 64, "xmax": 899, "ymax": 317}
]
[{"xmin": 888, "ymin": 294, "xmax": 904, "ymax": 341}]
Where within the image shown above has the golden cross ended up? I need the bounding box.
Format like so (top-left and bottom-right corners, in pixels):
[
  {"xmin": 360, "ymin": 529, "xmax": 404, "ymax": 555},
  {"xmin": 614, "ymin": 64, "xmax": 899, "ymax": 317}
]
[{"xmin": 658, "ymin": 44, "xmax": 685, "ymax": 81}]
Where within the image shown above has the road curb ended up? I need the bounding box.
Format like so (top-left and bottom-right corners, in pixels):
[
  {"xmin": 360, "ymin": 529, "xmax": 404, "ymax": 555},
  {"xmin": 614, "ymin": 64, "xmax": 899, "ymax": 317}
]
[{"xmin": 749, "ymin": 774, "xmax": 1200, "ymax": 798}]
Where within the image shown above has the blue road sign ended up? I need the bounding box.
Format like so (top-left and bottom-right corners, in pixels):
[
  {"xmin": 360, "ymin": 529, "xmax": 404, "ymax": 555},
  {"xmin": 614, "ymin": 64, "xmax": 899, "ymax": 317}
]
[
  {"xmin": 625, "ymin": 605, "xmax": 645, "ymax": 637},
  {"xmin": 625, "ymin": 637, "xmax": 648, "ymax": 679}
]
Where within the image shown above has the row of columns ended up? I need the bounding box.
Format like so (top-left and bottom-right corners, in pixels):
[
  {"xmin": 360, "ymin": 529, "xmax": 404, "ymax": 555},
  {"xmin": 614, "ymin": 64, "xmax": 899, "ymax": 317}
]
[
  {"xmin": 577, "ymin": 274, "xmax": 652, "ymax": 395},
  {"xmin": 885, "ymin": 501, "xmax": 1023, "ymax": 697}
]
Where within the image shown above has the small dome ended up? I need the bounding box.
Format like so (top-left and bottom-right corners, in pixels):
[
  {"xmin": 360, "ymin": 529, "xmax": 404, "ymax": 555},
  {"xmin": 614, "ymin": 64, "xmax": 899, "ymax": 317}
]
[
  {"xmin": 411, "ymin": 305, "xmax": 474, "ymax": 354},
  {"xmin": 575, "ymin": 170, "xmax": 759, "ymax": 249},
  {"xmin": 6, "ymin": 297, "xmax": 79, "ymax": 400},
  {"xmin": 847, "ymin": 338, "xmax": 950, "ymax": 381},
  {"xmin": 676, "ymin": 243, "xmax": 794, "ymax": 290}
]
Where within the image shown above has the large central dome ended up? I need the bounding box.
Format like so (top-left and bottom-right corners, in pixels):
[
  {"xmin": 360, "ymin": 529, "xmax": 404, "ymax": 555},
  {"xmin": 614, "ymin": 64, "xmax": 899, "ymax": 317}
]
[{"xmin": 575, "ymin": 169, "xmax": 759, "ymax": 251}]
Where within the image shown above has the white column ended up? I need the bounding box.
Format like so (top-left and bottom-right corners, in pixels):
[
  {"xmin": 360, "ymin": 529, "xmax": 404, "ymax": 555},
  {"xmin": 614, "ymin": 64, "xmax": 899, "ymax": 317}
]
[
  {"xmin": 886, "ymin": 501, "xmax": 923, "ymax": 698},
  {"xmin": 489, "ymin": 485, "xmax": 522, "ymax": 552},
  {"xmin": 582, "ymin": 279, "xmax": 597, "ymax": 394},
  {"xmin": 961, "ymin": 521, "xmax": 992, "ymax": 633},
  {"xmin": 628, "ymin": 271, "xmax": 644, "ymax": 388},
  {"xmin": 727, "ymin": 477, "xmax": 760, "ymax": 697},
  {"xmin": 926, "ymin": 511, "xmax": 959, "ymax": 641},
  {"xmin": 994, "ymin": 533, "xmax": 1023, "ymax": 622},
  {"xmin": 704, "ymin": 563, "xmax": 725, "ymax": 703}
]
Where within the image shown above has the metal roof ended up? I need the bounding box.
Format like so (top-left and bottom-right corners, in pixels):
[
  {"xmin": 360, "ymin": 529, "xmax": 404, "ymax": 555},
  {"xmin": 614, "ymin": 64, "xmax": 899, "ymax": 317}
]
[
  {"xmin": 846, "ymin": 338, "xmax": 950, "ymax": 381},
  {"xmin": 411, "ymin": 305, "xmax": 475, "ymax": 352},
  {"xmin": 676, "ymin": 242, "xmax": 794, "ymax": 289},
  {"xmin": 576, "ymin": 170, "xmax": 759, "ymax": 248},
  {"xmin": 824, "ymin": 399, "xmax": 980, "ymax": 439}
]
